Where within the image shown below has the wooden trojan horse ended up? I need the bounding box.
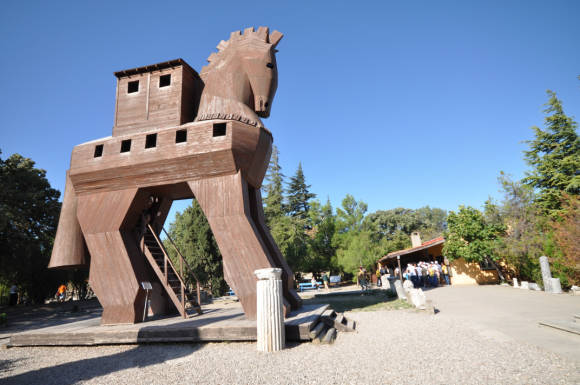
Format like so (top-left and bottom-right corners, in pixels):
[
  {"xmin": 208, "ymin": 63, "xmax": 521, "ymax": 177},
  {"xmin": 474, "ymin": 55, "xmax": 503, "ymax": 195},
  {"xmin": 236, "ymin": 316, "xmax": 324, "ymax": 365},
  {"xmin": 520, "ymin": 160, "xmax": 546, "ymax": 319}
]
[{"xmin": 48, "ymin": 27, "xmax": 302, "ymax": 325}]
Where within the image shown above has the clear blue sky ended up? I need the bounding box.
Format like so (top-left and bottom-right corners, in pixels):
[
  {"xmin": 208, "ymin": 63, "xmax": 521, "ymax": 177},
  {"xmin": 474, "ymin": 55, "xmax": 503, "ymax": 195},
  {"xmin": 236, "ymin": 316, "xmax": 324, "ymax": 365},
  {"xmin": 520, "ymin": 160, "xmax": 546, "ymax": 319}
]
[{"xmin": 1, "ymin": 1, "xmax": 579, "ymax": 221}]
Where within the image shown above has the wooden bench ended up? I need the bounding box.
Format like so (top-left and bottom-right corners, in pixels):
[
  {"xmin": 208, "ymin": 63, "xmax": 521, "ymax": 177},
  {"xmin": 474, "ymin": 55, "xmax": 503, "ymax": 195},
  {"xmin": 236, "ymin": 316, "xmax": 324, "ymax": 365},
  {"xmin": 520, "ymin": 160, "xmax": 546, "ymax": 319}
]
[{"xmin": 298, "ymin": 282, "xmax": 322, "ymax": 292}]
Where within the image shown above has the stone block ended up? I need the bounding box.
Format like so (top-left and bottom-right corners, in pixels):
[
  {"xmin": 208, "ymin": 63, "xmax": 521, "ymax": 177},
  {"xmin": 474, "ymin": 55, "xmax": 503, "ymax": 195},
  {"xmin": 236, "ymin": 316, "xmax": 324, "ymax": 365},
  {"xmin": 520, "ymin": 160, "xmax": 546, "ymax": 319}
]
[
  {"xmin": 394, "ymin": 280, "xmax": 406, "ymax": 300},
  {"xmin": 550, "ymin": 278, "xmax": 562, "ymax": 294},
  {"xmin": 513, "ymin": 278, "xmax": 519, "ymax": 288},
  {"xmin": 405, "ymin": 288, "xmax": 427, "ymax": 309},
  {"xmin": 528, "ymin": 283, "xmax": 541, "ymax": 291},
  {"xmin": 520, "ymin": 281, "xmax": 530, "ymax": 290}
]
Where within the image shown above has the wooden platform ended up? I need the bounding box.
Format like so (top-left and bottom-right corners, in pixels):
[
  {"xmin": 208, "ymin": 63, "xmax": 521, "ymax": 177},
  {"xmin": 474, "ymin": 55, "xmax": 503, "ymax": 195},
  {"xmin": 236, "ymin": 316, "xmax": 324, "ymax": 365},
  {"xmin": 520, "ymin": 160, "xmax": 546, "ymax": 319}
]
[{"xmin": 8, "ymin": 303, "xmax": 328, "ymax": 347}]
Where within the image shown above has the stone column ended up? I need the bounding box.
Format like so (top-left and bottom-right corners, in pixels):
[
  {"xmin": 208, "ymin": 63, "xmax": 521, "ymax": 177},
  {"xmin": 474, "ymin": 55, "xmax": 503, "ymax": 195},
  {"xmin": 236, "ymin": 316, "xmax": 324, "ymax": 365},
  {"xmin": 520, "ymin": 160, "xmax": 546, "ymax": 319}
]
[
  {"xmin": 539, "ymin": 256, "xmax": 553, "ymax": 293},
  {"xmin": 254, "ymin": 268, "xmax": 285, "ymax": 352}
]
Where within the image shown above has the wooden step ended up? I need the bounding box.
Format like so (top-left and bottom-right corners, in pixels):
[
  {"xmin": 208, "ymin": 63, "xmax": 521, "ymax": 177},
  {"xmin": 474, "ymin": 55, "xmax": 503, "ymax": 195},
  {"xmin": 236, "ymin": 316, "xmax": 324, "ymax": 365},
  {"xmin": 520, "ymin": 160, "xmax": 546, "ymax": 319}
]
[
  {"xmin": 320, "ymin": 310, "xmax": 355, "ymax": 332},
  {"xmin": 346, "ymin": 318, "xmax": 356, "ymax": 331},
  {"xmin": 312, "ymin": 323, "xmax": 329, "ymax": 344},
  {"xmin": 321, "ymin": 327, "xmax": 337, "ymax": 344},
  {"xmin": 309, "ymin": 321, "xmax": 325, "ymax": 339},
  {"xmin": 321, "ymin": 309, "xmax": 336, "ymax": 319},
  {"xmin": 142, "ymin": 227, "xmax": 202, "ymax": 318}
]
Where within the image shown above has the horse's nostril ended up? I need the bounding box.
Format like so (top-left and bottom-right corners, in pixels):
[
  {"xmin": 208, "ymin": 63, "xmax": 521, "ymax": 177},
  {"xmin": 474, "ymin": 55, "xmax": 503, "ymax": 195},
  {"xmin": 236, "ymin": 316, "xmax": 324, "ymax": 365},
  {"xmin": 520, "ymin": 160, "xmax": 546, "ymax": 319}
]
[{"xmin": 264, "ymin": 102, "xmax": 269, "ymax": 108}]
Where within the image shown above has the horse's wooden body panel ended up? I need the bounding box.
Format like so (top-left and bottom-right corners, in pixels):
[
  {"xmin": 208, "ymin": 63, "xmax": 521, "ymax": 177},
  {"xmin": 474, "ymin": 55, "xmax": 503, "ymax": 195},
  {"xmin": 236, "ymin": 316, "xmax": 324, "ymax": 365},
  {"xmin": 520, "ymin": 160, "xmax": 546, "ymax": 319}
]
[
  {"xmin": 49, "ymin": 27, "xmax": 302, "ymax": 324},
  {"xmin": 69, "ymin": 121, "xmax": 270, "ymax": 195}
]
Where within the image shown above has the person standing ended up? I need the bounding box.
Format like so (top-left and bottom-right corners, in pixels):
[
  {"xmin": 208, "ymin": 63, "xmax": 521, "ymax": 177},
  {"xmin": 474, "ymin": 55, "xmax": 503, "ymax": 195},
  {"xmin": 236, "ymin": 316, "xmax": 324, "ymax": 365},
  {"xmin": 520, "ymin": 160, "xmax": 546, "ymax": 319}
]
[
  {"xmin": 322, "ymin": 273, "xmax": 330, "ymax": 292},
  {"xmin": 9, "ymin": 284, "xmax": 18, "ymax": 306},
  {"xmin": 376, "ymin": 266, "xmax": 382, "ymax": 287},
  {"xmin": 442, "ymin": 263, "xmax": 450, "ymax": 285},
  {"xmin": 416, "ymin": 263, "xmax": 423, "ymax": 288},
  {"xmin": 56, "ymin": 284, "xmax": 67, "ymax": 302}
]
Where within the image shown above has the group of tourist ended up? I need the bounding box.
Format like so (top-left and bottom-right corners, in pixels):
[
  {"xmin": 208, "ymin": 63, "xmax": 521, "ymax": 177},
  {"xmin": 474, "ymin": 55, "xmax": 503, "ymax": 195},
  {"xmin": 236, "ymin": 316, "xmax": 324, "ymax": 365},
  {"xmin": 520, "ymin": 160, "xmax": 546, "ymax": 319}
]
[{"xmin": 396, "ymin": 261, "xmax": 450, "ymax": 288}]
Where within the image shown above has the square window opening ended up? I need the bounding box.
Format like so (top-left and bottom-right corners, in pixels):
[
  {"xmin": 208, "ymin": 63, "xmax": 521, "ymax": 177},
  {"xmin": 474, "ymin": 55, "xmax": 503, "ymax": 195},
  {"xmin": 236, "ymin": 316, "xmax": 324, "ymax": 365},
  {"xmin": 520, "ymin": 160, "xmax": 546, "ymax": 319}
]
[
  {"xmin": 145, "ymin": 133, "xmax": 157, "ymax": 149},
  {"xmin": 159, "ymin": 74, "xmax": 171, "ymax": 87},
  {"xmin": 128, "ymin": 80, "xmax": 139, "ymax": 94},
  {"xmin": 94, "ymin": 144, "xmax": 104, "ymax": 158},
  {"xmin": 213, "ymin": 123, "xmax": 227, "ymax": 137},
  {"xmin": 120, "ymin": 139, "xmax": 132, "ymax": 153},
  {"xmin": 175, "ymin": 129, "xmax": 187, "ymax": 143}
]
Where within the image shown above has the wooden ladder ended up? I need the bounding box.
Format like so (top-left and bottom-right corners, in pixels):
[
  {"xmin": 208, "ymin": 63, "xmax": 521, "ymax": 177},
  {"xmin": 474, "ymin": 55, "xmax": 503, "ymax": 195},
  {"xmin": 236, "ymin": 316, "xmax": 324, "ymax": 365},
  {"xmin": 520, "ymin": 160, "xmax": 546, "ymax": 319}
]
[{"xmin": 141, "ymin": 224, "xmax": 202, "ymax": 318}]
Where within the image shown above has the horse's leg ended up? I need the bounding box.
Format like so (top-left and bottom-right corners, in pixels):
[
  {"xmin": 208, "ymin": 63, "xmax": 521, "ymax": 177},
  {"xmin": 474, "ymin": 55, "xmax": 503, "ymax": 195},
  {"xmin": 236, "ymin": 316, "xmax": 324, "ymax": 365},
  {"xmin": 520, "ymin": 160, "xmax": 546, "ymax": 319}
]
[
  {"xmin": 188, "ymin": 172, "xmax": 292, "ymax": 320},
  {"xmin": 246, "ymin": 185, "xmax": 302, "ymax": 310},
  {"xmin": 49, "ymin": 170, "xmax": 88, "ymax": 268},
  {"xmin": 76, "ymin": 188, "xmax": 156, "ymax": 324}
]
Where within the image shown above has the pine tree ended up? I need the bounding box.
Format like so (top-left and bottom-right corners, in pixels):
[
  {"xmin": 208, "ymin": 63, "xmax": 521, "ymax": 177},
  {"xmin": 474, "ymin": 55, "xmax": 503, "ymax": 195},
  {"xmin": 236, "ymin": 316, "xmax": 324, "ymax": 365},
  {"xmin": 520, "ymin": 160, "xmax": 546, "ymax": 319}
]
[
  {"xmin": 286, "ymin": 162, "xmax": 316, "ymax": 224},
  {"xmin": 523, "ymin": 90, "xmax": 580, "ymax": 216},
  {"xmin": 263, "ymin": 145, "xmax": 285, "ymax": 224},
  {"xmin": 165, "ymin": 200, "xmax": 227, "ymax": 296}
]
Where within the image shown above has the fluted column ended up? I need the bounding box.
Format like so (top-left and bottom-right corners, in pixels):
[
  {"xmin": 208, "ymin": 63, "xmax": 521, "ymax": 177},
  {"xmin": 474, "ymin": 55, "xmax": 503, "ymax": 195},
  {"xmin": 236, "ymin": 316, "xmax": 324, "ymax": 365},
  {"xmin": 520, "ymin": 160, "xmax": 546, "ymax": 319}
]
[{"xmin": 255, "ymin": 268, "xmax": 285, "ymax": 352}]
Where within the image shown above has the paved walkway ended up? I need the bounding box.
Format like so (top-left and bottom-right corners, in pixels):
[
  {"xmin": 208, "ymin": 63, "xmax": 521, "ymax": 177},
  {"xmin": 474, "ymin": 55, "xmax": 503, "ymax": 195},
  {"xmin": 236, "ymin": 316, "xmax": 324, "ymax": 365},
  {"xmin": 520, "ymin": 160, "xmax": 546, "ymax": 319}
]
[{"xmin": 425, "ymin": 285, "xmax": 580, "ymax": 361}]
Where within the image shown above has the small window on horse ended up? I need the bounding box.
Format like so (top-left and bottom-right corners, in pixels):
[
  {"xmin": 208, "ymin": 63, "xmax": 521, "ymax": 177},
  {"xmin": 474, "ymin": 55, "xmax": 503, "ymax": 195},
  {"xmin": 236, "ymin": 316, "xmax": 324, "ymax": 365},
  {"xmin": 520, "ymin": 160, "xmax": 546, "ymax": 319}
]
[
  {"xmin": 128, "ymin": 80, "xmax": 139, "ymax": 94},
  {"xmin": 94, "ymin": 144, "xmax": 104, "ymax": 158},
  {"xmin": 175, "ymin": 129, "xmax": 187, "ymax": 143},
  {"xmin": 121, "ymin": 139, "xmax": 132, "ymax": 153},
  {"xmin": 213, "ymin": 123, "xmax": 227, "ymax": 137},
  {"xmin": 266, "ymin": 63, "xmax": 274, "ymax": 69},
  {"xmin": 159, "ymin": 74, "xmax": 171, "ymax": 88},
  {"xmin": 145, "ymin": 134, "xmax": 157, "ymax": 149}
]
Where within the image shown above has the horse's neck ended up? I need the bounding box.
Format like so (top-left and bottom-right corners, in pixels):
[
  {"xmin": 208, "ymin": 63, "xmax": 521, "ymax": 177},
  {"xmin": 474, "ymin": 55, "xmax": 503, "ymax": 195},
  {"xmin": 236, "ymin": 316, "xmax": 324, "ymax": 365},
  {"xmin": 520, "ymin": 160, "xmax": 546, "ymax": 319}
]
[{"xmin": 197, "ymin": 70, "xmax": 263, "ymax": 127}]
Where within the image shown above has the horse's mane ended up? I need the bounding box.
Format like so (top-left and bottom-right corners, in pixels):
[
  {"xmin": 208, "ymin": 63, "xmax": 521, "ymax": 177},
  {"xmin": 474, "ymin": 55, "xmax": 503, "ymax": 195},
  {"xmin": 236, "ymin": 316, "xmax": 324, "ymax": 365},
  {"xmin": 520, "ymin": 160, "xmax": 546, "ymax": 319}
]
[{"xmin": 200, "ymin": 27, "xmax": 283, "ymax": 75}]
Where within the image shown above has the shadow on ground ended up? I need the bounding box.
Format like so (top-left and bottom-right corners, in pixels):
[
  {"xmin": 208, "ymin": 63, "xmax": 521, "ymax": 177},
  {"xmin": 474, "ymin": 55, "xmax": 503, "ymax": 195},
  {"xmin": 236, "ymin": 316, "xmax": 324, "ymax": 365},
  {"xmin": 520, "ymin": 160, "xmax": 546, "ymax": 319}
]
[{"xmin": 2, "ymin": 343, "xmax": 202, "ymax": 385}]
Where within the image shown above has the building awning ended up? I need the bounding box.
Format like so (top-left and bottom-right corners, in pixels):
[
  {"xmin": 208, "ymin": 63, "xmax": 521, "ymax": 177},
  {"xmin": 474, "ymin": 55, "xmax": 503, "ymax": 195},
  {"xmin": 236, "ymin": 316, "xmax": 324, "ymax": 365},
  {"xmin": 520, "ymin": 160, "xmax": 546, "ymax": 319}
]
[{"xmin": 378, "ymin": 236, "xmax": 445, "ymax": 264}]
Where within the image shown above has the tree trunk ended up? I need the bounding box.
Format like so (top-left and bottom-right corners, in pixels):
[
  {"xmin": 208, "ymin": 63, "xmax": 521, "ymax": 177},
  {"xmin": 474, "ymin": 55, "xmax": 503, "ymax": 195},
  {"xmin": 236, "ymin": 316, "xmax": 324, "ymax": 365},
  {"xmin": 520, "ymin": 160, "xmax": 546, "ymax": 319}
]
[{"xmin": 486, "ymin": 256, "xmax": 505, "ymax": 282}]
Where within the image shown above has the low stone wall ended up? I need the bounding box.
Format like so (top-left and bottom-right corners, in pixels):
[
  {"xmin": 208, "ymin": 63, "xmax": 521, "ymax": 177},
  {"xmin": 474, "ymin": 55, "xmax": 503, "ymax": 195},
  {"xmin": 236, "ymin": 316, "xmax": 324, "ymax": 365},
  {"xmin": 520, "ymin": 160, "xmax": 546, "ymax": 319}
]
[{"xmin": 450, "ymin": 257, "xmax": 499, "ymax": 285}]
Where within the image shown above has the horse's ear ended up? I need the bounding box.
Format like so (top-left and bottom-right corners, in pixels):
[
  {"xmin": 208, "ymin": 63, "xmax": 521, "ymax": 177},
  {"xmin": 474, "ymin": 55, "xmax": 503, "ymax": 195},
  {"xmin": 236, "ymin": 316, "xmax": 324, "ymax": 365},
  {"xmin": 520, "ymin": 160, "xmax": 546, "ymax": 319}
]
[
  {"xmin": 269, "ymin": 30, "xmax": 283, "ymax": 48},
  {"xmin": 256, "ymin": 26, "xmax": 269, "ymax": 41}
]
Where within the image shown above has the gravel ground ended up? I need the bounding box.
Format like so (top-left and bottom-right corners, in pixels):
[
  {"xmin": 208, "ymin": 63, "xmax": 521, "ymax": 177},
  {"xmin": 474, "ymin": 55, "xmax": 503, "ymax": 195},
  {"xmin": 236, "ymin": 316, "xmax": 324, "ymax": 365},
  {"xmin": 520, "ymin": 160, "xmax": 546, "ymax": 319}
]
[{"xmin": 1, "ymin": 310, "xmax": 578, "ymax": 385}]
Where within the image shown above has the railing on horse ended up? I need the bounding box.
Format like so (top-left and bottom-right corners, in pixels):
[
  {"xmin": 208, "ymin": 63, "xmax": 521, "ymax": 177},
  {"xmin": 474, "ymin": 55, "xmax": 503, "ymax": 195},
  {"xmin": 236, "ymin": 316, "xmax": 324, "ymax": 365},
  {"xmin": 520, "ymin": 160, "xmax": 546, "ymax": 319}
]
[
  {"xmin": 161, "ymin": 227, "xmax": 202, "ymax": 307},
  {"xmin": 143, "ymin": 224, "xmax": 202, "ymax": 318}
]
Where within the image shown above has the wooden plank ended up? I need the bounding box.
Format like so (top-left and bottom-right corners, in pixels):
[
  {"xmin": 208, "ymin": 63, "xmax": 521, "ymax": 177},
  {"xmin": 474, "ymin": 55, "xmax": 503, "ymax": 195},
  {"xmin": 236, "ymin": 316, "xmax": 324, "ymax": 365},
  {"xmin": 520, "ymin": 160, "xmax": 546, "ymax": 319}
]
[{"xmin": 9, "ymin": 304, "xmax": 329, "ymax": 346}]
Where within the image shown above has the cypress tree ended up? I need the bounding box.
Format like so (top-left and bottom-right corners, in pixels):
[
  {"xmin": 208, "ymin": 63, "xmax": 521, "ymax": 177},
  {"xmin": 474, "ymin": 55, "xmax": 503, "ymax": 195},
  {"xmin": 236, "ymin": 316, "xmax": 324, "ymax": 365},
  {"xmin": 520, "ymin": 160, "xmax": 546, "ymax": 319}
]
[
  {"xmin": 263, "ymin": 145, "xmax": 285, "ymax": 224},
  {"xmin": 287, "ymin": 162, "xmax": 316, "ymax": 224}
]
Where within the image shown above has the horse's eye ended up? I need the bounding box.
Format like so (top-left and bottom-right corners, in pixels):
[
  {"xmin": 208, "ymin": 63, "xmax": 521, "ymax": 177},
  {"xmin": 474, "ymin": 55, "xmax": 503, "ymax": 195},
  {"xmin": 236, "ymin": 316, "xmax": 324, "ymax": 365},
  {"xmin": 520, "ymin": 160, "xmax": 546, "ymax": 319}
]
[{"xmin": 266, "ymin": 63, "xmax": 274, "ymax": 69}]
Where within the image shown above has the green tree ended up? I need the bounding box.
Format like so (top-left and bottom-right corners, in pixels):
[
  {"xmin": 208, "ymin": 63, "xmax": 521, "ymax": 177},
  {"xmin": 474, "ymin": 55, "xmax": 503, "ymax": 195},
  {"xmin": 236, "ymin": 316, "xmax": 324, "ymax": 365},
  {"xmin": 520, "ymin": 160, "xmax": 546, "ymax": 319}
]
[
  {"xmin": 0, "ymin": 151, "xmax": 64, "ymax": 303},
  {"xmin": 286, "ymin": 162, "xmax": 316, "ymax": 225},
  {"xmin": 165, "ymin": 200, "xmax": 226, "ymax": 296},
  {"xmin": 414, "ymin": 206, "xmax": 447, "ymax": 240},
  {"xmin": 263, "ymin": 145, "xmax": 285, "ymax": 223},
  {"xmin": 552, "ymin": 194, "xmax": 580, "ymax": 286},
  {"xmin": 305, "ymin": 198, "xmax": 337, "ymax": 273},
  {"xmin": 269, "ymin": 215, "xmax": 309, "ymax": 274},
  {"xmin": 485, "ymin": 174, "xmax": 545, "ymax": 282},
  {"xmin": 443, "ymin": 206, "xmax": 506, "ymax": 278},
  {"xmin": 335, "ymin": 194, "xmax": 367, "ymax": 233},
  {"xmin": 334, "ymin": 230, "xmax": 379, "ymax": 276},
  {"xmin": 364, "ymin": 206, "xmax": 446, "ymax": 241},
  {"xmin": 333, "ymin": 195, "xmax": 379, "ymax": 276},
  {"xmin": 523, "ymin": 90, "xmax": 580, "ymax": 216}
]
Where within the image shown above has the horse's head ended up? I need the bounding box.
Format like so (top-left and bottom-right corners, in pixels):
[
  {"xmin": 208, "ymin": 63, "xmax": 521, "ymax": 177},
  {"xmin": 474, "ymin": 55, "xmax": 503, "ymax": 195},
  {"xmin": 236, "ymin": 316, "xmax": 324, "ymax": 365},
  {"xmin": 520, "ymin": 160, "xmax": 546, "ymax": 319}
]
[{"xmin": 198, "ymin": 27, "xmax": 283, "ymax": 126}]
